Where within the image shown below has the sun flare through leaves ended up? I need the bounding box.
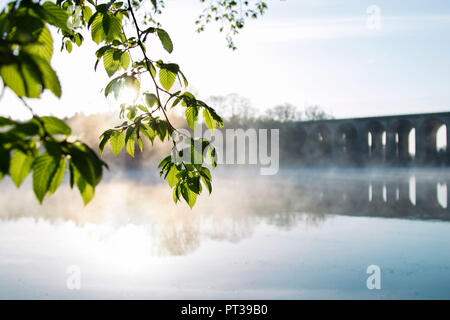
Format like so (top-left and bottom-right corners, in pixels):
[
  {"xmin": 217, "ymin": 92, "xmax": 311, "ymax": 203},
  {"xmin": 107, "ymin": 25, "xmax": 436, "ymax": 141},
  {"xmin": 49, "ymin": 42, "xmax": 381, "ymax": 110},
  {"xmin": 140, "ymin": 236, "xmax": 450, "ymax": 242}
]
[{"xmin": 0, "ymin": 0, "xmax": 268, "ymax": 206}]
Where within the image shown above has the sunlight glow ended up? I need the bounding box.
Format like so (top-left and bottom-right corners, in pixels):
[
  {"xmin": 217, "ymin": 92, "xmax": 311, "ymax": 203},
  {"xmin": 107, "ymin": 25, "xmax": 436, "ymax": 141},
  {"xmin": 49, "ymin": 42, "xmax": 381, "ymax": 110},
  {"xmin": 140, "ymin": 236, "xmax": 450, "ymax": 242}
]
[{"xmin": 116, "ymin": 85, "xmax": 140, "ymax": 106}]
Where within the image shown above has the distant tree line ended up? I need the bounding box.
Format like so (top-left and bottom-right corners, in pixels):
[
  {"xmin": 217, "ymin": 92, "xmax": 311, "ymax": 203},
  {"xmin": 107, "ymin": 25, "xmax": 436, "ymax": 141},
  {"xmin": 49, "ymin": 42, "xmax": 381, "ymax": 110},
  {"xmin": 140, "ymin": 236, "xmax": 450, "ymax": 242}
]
[
  {"xmin": 207, "ymin": 93, "xmax": 333, "ymax": 125},
  {"xmin": 64, "ymin": 94, "xmax": 333, "ymax": 169}
]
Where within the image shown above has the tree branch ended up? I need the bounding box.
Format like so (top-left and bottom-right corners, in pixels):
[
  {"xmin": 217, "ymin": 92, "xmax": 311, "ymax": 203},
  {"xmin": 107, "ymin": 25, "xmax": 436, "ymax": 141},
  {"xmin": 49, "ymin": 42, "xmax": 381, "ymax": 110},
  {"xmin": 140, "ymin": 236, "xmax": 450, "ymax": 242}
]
[{"xmin": 127, "ymin": 0, "xmax": 176, "ymax": 134}]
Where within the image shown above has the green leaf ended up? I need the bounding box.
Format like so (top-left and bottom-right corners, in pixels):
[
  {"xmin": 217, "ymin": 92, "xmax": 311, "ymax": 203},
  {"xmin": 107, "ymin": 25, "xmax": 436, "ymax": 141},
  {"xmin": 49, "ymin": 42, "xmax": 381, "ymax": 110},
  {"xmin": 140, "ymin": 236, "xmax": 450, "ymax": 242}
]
[
  {"xmin": 91, "ymin": 11, "xmax": 122, "ymax": 44},
  {"xmin": 166, "ymin": 165, "xmax": 179, "ymax": 188},
  {"xmin": 8, "ymin": 10, "xmax": 44, "ymax": 43},
  {"xmin": 141, "ymin": 123, "xmax": 156, "ymax": 144},
  {"xmin": 82, "ymin": 5, "xmax": 93, "ymax": 22},
  {"xmin": 125, "ymin": 126, "xmax": 136, "ymax": 157},
  {"xmin": 109, "ymin": 130, "xmax": 125, "ymax": 156},
  {"xmin": 199, "ymin": 167, "xmax": 212, "ymax": 194},
  {"xmin": 187, "ymin": 175, "xmax": 201, "ymax": 194},
  {"xmin": 112, "ymin": 2, "xmax": 124, "ymax": 9},
  {"xmin": 33, "ymin": 55, "xmax": 62, "ymax": 98},
  {"xmin": 159, "ymin": 65, "xmax": 177, "ymax": 91},
  {"xmin": 32, "ymin": 153, "xmax": 59, "ymax": 203},
  {"xmin": 137, "ymin": 136, "xmax": 143, "ymax": 152},
  {"xmin": 0, "ymin": 57, "xmax": 40, "ymax": 98},
  {"xmin": 48, "ymin": 157, "xmax": 66, "ymax": 194},
  {"xmin": 43, "ymin": 140, "xmax": 62, "ymax": 157},
  {"xmin": 156, "ymin": 28, "xmax": 173, "ymax": 53},
  {"xmin": 104, "ymin": 75, "xmax": 120, "ymax": 97},
  {"xmin": 94, "ymin": 45, "xmax": 111, "ymax": 70},
  {"xmin": 72, "ymin": 163, "xmax": 94, "ymax": 205},
  {"xmin": 158, "ymin": 155, "xmax": 172, "ymax": 168},
  {"xmin": 200, "ymin": 166, "xmax": 212, "ymax": 179},
  {"xmin": 65, "ymin": 40, "xmax": 72, "ymax": 53},
  {"xmin": 99, "ymin": 129, "xmax": 114, "ymax": 154},
  {"xmin": 120, "ymin": 51, "xmax": 130, "ymax": 70},
  {"xmin": 0, "ymin": 117, "xmax": 15, "ymax": 127},
  {"xmin": 39, "ymin": 2, "xmax": 71, "ymax": 32},
  {"xmin": 69, "ymin": 161, "xmax": 74, "ymax": 189},
  {"xmin": 203, "ymin": 108, "xmax": 216, "ymax": 131},
  {"xmin": 68, "ymin": 143, "xmax": 104, "ymax": 187},
  {"xmin": 181, "ymin": 183, "xmax": 197, "ymax": 209},
  {"xmin": 144, "ymin": 93, "xmax": 158, "ymax": 108},
  {"xmin": 171, "ymin": 95, "xmax": 183, "ymax": 109},
  {"xmin": 181, "ymin": 92, "xmax": 196, "ymax": 107},
  {"xmin": 0, "ymin": 146, "xmax": 10, "ymax": 178},
  {"xmin": 156, "ymin": 120, "xmax": 169, "ymax": 142},
  {"xmin": 74, "ymin": 33, "xmax": 84, "ymax": 46},
  {"xmin": 142, "ymin": 26, "xmax": 156, "ymax": 40},
  {"xmin": 207, "ymin": 147, "xmax": 217, "ymax": 168},
  {"xmin": 148, "ymin": 118, "xmax": 166, "ymax": 142},
  {"xmin": 173, "ymin": 184, "xmax": 180, "ymax": 203},
  {"xmin": 147, "ymin": 61, "xmax": 156, "ymax": 78},
  {"xmin": 200, "ymin": 175, "xmax": 212, "ymax": 194},
  {"xmin": 104, "ymin": 13, "xmax": 122, "ymax": 42},
  {"xmin": 90, "ymin": 12, "xmax": 105, "ymax": 44},
  {"xmin": 8, "ymin": 121, "xmax": 40, "ymax": 137},
  {"xmin": 3, "ymin": 52, "xmax": 63, "ymax": 99},
  {"xmin": 102, "ymin": 12, "xmax": 111, "ymax": 35},
  {"xmin": 185, "ymin": 107, "xmax": 198, "ymax": 130},
  {"xmin": 9, "ymin": 151, "xmax": 34, "ymax": 187},
  {"xmin": 40, "ymin": 116, "xmax": 71, "ymax": 135},
  {"xmin": 151, "ymin": 0, "xmax": 158, "ymax": 11},
  {"xmin": 22, "ymin": 25, "xmax": 53, "ymax": 63},
  {"xmin": 137, "ymin": 104, "xmax": 148, "ymax": 113},
  {"xmin": 207, "ymin": 107, "xmax": 224, "ymax": 127},
  {"xmin": 127, "ymin": 106, "xmax": 137, "ymax": 120},
  {"xmin": 103, "ymin": 48, "xmax": 121, "ymax": 77},
  {"xmin": 178, "ymin": 70, "xmax": 188, "ymax": 88}
]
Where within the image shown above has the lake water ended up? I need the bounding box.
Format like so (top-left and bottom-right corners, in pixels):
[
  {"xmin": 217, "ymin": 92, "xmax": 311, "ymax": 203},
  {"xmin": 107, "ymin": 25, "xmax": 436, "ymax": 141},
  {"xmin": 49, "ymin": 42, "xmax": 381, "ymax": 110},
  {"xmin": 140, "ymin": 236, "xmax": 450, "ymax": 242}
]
[{"xmin": 0, "ymin": 168, "xmax": 449, "ymax": 299}]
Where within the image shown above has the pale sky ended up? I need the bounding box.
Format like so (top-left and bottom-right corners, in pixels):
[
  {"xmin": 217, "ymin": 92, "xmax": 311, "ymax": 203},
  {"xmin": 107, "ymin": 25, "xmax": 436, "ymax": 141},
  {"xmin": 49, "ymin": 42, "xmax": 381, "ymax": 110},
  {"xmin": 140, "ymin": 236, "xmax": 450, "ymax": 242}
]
[{"xmin": 1, "ymin": 0, "xmax": 450, "ymax": 120}]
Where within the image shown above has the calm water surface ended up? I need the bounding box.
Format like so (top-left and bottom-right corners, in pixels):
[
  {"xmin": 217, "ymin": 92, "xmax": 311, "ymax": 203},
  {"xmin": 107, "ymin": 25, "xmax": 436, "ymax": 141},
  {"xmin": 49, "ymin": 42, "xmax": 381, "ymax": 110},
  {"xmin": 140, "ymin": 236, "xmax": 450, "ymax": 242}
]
[{"xmin": 0, "ymin": 168, "xmax": 449, "ymax": 299}]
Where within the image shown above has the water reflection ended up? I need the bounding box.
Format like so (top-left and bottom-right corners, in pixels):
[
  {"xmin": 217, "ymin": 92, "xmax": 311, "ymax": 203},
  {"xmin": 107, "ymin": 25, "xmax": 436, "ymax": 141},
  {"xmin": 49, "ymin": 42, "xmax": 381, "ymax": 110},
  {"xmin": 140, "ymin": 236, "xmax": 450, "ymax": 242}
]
[
  {"xmin": 0, "ymin": 169, "xmax": 449, "ymax": 256},
  {"xmin": 292, "ymin": 171, "xmax": 450, "ymax": 220}
]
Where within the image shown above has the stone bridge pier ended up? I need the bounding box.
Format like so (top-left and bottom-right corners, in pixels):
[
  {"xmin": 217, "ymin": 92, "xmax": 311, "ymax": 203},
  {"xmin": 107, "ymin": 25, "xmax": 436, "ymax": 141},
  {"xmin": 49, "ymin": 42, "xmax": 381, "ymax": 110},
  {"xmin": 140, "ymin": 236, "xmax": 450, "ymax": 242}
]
[{"xmin": 293, "ymin": 112, "xmax": 450, "ymax": 166}]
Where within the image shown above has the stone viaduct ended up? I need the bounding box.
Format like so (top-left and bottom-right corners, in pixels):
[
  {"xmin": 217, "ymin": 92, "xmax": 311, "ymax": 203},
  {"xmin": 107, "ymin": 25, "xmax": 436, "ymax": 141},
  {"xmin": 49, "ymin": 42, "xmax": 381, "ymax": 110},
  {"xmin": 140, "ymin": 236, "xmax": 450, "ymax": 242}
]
[{"xmin": 292, "ymin": 111, "xmax": 450, "ymax": 166}]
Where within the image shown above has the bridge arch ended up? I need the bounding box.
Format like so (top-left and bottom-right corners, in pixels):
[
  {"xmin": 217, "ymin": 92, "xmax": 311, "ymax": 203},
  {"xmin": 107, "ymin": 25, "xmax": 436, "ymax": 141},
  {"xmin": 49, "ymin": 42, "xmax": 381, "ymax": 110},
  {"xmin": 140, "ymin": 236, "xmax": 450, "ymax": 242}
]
[
  {"xmin": 365, "ymin": 121, "xmax": 386, "ymax": 161},
  {"xmin": 289, "ymin": 125, "xmax": 308, "ymax": 158},
  {"xmin": 292, "ymin": 112, "xmax": 450, "ymax": 166},
  {"xmin": 420, "ymin": 118, "xmax": 446, "ymax": 162},
  {"xmin": 311, "ymin": 124, "xmax": 332, "ymax": 158},
  {"xmin": 390, "ymin": 119, "xmax": 415, "ymax": 162},
  {"xmin": 336, "ymin": 123, "xmax": 358, "ymax": 160},
  {"xmin": 436, "ymin": 125, "xmax": 447, "ymax": 152}
]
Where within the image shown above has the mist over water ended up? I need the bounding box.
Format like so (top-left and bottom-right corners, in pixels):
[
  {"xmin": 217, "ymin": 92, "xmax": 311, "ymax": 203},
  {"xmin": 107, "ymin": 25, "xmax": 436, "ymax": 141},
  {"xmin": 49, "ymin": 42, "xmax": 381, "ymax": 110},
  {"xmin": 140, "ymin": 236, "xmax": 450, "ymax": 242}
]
[{"xmin": 0, "ymin": 168, "xmax": 449, "ymax": 299}]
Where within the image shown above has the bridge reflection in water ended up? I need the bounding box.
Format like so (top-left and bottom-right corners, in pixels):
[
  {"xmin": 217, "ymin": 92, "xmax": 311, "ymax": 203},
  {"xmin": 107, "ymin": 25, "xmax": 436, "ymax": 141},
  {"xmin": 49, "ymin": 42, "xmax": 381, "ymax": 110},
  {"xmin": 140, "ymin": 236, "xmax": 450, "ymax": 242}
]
[
  {"xmin": 287, "ymin": 171, "xmax": 449, "ymax": 221},
  {"xmin": 0, "ymin": 169, "xmax": 449, "ymax": 256},
  {"xmin": 1, "ymin": 170, "xmax": 450, "ymax": 299}
]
